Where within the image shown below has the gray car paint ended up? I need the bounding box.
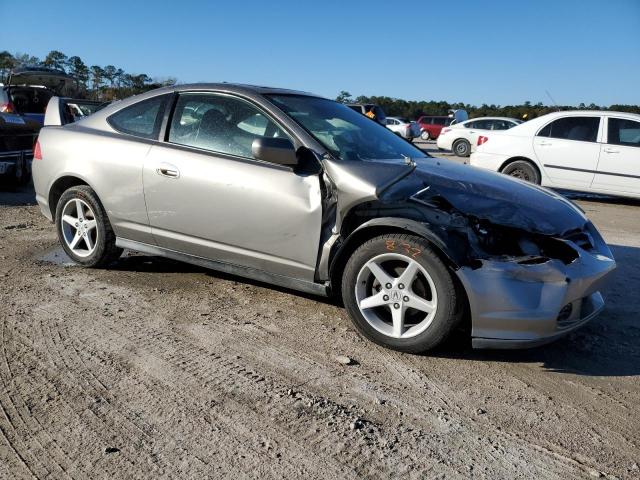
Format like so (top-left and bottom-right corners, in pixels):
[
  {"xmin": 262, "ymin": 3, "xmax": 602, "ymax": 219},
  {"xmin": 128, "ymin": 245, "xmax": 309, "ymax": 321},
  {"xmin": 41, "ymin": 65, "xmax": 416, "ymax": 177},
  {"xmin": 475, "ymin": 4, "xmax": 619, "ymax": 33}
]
[{"xmin": 33, "ymin": 83, "xmax": 616, "ymax": 348}]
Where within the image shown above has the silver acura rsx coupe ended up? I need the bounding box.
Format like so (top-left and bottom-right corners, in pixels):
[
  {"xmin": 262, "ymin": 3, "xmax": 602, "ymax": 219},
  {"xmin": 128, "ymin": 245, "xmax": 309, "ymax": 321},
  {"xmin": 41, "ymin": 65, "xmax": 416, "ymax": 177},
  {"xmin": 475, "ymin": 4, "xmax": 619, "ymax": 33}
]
[{"xmin": 33, "ymin": 83, "xmax": 616, "ymax": 352}]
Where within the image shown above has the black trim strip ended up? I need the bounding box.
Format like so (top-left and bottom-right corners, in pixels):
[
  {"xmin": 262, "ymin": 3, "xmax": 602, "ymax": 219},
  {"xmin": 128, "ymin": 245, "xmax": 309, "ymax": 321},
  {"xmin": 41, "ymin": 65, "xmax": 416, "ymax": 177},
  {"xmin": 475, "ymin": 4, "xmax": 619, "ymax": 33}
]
[{"xmin": 544, "ymin": 164, "xmax": 640, "ymax": 180}]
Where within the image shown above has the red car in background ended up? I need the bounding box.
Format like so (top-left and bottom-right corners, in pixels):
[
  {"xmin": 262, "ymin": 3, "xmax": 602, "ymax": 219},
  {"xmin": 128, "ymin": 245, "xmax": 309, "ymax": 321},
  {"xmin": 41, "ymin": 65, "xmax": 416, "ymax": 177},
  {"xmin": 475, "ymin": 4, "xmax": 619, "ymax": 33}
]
[{"xmin": 416, "ymin": 115, "xmax": 453, "ymax": 140}]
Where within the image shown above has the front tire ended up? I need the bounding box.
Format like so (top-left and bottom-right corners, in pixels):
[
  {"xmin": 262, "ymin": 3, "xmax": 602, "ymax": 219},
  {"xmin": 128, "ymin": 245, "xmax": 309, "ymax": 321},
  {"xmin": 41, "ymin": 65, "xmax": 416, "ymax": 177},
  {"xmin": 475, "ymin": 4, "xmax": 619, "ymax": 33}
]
[
  {"xmin": 55, "ymin": 185, "xmax": 123, "ymax": 267},
  {"xmin": 420, "ymin": 131, "xmax": 430, "ymax": 141},
  {"xmin": 341, "ymin": 234, "xmax": 463, "ymax": 353},
  {"xmin": 501, "ymin": 160, "xmax": 541, "ymax": 184}
]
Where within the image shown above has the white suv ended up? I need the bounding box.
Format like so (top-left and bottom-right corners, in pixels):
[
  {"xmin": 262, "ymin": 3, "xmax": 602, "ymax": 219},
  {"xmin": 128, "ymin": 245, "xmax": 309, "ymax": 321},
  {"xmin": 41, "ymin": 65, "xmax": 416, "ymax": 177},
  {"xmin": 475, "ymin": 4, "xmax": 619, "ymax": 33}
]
[{"xmin": 470, "ymin": 111, "xmax": 640, "ymax": 199}]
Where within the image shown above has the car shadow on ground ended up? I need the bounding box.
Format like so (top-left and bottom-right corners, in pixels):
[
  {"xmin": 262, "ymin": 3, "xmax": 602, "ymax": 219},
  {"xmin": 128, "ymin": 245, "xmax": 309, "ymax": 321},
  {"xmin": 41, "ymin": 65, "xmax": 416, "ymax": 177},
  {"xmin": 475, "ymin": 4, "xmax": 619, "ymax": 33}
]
[
  {"xmin": 431, "ymin": 243, "xmax": 640, "ymax": 377},
  {"xmin": 112, "ymin": 252, "xmax": 339, "ymax": 304}
]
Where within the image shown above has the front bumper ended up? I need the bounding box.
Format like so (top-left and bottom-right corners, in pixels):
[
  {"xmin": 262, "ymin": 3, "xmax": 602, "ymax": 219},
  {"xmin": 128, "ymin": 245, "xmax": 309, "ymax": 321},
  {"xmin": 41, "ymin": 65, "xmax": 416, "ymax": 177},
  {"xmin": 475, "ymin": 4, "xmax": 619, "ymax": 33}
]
[{"xmin": 456, "ymin": 232, "xmax": 616, "ymax": 349}]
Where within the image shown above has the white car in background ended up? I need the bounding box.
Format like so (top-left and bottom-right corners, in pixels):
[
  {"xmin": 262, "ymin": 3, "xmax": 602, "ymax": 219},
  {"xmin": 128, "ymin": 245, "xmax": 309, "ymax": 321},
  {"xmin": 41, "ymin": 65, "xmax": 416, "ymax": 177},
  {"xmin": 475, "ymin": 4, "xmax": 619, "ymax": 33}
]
[
  {"xmin": 385, "ymin": 116, "xmax": 421, "ymax": 141},
  {"xmin": 436, "ymin": 117, "xmax": 522, "ymax": 157},
  {"xmin": 470, "ymin": 110, "xmax": 640, "ymax": 199}
]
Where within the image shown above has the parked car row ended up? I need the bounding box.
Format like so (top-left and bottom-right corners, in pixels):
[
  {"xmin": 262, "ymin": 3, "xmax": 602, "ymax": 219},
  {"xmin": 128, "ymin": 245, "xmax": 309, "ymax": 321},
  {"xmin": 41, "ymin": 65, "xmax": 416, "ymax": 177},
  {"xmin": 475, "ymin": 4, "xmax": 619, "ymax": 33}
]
[
  {"xmin": 470, "ymin": 110, "xmax": 640, "ymax": 199},
  {"xmin": 346, "ymin": 100, "xmax": 639, "ymax": 200}
]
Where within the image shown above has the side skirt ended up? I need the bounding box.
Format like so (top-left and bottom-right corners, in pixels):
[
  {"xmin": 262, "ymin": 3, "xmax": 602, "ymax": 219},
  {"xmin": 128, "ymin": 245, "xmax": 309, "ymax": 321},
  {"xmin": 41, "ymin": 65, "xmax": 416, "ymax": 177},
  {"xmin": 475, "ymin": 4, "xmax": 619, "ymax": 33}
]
[{"xmin": 115, "ymin": 238, "xmax": 329, "ymax": 297}]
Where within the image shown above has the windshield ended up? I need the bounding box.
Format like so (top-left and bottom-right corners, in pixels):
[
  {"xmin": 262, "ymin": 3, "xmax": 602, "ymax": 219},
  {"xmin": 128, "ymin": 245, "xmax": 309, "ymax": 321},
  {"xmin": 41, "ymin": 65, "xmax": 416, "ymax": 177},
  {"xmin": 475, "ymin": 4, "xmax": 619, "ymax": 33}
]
[{"xmin": 268, "ymin": 95, "xmax": 427, "ymax": 162}]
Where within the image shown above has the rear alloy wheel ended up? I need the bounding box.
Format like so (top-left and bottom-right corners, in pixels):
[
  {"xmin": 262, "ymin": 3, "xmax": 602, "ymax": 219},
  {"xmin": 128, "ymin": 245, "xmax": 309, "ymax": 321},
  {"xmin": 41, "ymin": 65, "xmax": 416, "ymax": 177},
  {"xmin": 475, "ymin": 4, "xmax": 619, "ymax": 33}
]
[
  {"xmin": 342, "ymin": 234, "xmax": 463, "ymax": 353},
  {"xmin": 452, "ymin": 139, "xmax": 471, "ymax": 157},
  {"xmin": 502, "ymin": 160, "xmax": 541, "ymax": 184},
  {"xmin": 420, "ymin": 131, "xmax": 430, "ymax": 141},
  {"xmin": 56, "ymin": 185, "xmax": 123, "ymax": 267}
]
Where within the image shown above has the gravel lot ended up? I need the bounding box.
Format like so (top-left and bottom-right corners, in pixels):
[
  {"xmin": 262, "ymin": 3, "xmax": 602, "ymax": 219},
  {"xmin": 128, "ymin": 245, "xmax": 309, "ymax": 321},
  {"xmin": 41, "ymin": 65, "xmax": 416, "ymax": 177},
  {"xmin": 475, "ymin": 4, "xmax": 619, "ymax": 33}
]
[{"xmin": 1, "ymin": 149, "xmax": 639, "ymax": 479}]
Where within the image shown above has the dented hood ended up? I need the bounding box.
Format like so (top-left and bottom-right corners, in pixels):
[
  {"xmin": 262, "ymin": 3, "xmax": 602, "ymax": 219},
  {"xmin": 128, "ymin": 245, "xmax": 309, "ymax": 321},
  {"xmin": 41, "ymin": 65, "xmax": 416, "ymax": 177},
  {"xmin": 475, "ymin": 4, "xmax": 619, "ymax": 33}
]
[{"xmin": 384, "ymin": 157, "xmax": 588, "ymax": 236}]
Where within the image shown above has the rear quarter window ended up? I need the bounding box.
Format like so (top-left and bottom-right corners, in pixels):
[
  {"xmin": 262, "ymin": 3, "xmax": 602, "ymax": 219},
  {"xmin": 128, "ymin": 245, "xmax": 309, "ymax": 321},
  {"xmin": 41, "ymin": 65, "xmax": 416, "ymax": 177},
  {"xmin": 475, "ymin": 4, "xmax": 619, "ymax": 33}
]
[{"xmin": 108, "ymin": 95, "xmax": 168, "ymax": 139}]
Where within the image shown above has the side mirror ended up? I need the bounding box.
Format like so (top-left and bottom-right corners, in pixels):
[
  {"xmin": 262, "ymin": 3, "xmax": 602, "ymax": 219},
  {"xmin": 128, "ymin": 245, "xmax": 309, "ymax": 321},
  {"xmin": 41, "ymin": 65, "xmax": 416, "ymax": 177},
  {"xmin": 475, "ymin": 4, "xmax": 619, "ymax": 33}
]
[{"xmin": 252, "ymin": 137, "xmax": 298, "ymax": 166}]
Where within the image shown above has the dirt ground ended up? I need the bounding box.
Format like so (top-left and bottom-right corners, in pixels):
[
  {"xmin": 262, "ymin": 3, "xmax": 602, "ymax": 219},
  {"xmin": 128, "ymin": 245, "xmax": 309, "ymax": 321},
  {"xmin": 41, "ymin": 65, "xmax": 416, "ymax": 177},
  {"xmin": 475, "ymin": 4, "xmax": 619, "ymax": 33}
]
[{"xmin": 1, "ymin": 160, "xmax": 639, "ymax": 478}]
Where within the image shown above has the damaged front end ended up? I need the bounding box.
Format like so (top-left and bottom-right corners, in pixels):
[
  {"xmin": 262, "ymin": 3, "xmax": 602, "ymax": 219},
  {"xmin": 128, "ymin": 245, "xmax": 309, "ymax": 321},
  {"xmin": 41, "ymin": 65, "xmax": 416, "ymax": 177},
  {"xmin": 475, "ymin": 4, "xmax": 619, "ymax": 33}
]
[
  {"xmin": 325, "ymin": 157, "xmax": 616, "ymax": 348},
  {"xmin": 456, "ymin": 220, "xmax": 615, "ymax": 348}
]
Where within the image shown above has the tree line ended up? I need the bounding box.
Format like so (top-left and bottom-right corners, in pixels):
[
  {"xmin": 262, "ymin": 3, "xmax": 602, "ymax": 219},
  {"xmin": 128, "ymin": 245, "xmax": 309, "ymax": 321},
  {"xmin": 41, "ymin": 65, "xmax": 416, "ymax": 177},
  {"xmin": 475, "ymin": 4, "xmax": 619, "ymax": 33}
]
[
  {"xmin": 0, "ymin": 50, "xmax": 176, "ymax": 101},
  {"xmin": 335, "ymin": 91, "xmax": 640, "ymax": 120},
  {"xmin": 1, "ymin": 50, "xmax": 637, "ymax": 116}
]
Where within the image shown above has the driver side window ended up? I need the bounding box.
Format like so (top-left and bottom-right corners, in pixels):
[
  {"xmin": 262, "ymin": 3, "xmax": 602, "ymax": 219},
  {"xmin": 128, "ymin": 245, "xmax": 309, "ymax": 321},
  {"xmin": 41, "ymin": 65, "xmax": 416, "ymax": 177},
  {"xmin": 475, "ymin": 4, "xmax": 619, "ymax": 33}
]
[{"xmin": 168, "ymin": 93, "xmax": 290, "ymax": 159}]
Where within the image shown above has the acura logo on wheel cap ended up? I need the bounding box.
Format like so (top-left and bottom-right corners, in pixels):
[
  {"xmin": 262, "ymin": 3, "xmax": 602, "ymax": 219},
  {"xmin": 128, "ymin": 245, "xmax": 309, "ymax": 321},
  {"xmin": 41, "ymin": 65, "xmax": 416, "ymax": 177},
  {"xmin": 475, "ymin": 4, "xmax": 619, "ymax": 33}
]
[{"xmin": 390, "ymin": 290, "xmax": 401, "ymax": 301}]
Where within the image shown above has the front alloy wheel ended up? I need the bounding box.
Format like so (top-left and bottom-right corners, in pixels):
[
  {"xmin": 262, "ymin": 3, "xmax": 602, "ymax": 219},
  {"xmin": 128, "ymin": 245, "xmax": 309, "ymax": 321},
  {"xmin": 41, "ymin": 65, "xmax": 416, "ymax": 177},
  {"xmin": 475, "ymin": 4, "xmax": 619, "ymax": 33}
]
[
  {"xmin": 355, "ymin": 253, "xmax": 437, "ymax": 339},
  {"xmin": 342, "ymin": 234, "xmax": 463, "ymax": 353}
]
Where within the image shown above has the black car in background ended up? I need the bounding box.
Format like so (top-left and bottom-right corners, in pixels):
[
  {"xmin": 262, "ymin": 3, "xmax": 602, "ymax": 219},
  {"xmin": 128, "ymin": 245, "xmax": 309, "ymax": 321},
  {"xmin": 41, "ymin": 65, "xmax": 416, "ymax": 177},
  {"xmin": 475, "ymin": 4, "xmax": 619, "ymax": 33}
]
[{"xmin": 0, "ymin": 67, "xmax": 104, "ymax": 185}]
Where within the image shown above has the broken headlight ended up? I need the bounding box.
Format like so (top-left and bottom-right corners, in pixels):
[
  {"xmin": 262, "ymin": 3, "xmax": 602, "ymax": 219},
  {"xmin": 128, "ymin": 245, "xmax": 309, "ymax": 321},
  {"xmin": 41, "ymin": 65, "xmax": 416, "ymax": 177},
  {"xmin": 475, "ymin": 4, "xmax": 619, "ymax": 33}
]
[{"xmin": 472, "ymin": 221, "xmax": 579, "ymax": 265}]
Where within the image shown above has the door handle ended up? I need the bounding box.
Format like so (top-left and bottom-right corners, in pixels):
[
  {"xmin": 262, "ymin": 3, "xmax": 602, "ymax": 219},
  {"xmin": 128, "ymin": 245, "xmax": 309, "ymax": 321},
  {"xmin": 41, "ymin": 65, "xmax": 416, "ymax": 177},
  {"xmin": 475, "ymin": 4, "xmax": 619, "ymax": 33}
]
[
  {"xmin": 156, "ymin": 163, "xmax": 180, "ymax": 178},
  {"xmin": 603, "ymin": 147, "xmax": 620, "ymax": 154},
  {"xmin": 538, "ymin": 141, "xmax": 553, "ymax": 146}
]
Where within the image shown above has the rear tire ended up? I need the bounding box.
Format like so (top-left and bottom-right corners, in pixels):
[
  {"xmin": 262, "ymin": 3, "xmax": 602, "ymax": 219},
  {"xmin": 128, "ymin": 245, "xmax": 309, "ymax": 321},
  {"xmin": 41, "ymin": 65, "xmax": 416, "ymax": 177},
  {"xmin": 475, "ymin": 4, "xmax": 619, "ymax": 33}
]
[
  {"xmin": 452, "ymin": 139, "xmax": 471, "ymax": 157},
  {"xmin": 341, "ymin": 234, "xmax": 463, "ymax": 353},
  {"xmin": 55, "ymin": 185, "xmax": 123, "ymax": 267},
  {"xmin": 502, "ymin": 160, "xmax": 541, "ymax": 184}
]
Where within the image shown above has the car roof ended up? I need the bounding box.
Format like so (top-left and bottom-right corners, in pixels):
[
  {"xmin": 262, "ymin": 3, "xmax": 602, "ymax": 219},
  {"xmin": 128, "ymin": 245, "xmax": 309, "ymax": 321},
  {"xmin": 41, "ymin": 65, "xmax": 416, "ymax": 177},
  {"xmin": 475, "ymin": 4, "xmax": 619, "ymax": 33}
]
[
  {"xmin": 539, "ymin": 109, "xmax": 640, "ymax": 119},
  {"xmin": 73, "ymin": 82, "xmax": 328, "ymax": 129},
  {"xmin": 463, "ymin": 116, "xmax": 520, "ymax": 122},
  {"xmin": 156, "ymin": 82, "xmax": 322, "ymax": 98}
]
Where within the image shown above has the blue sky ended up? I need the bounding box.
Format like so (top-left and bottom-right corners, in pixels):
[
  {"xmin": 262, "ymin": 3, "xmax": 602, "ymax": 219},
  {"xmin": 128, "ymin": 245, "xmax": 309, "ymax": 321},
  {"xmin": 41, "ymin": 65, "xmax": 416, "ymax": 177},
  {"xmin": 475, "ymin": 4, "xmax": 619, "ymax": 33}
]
[{"xmin": 2, "ymin": 0, "xmax": 639, "ymax": 106}]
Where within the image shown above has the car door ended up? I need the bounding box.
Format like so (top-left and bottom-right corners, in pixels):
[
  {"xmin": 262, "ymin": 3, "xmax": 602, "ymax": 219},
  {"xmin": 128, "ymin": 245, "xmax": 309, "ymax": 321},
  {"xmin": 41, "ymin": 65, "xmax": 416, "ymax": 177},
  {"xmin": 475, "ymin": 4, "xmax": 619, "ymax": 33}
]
[
  {"xmin": 592, "ymin": 116, "xmax": 640, "ymax": 195},
  {"xmin": 100, "ymin": 93, "xmax": 172, "ymax": 244},
  {"xmin": 532, "ymin": 115, "xmax": 602, "ymax": 189},
  {"xmin": 142, "ymin": 92, "xmax": 323, "ymax": 282}
]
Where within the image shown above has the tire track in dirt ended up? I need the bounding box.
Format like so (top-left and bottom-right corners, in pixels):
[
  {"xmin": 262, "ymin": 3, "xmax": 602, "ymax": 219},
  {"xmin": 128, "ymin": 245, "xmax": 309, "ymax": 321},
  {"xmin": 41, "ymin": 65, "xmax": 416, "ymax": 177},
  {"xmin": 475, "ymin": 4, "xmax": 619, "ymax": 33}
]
[
  {"xmin": 3, "ymin": 306, "xmax": 141, "ymax": 479},
  {"xmin": 398, "ymin": 351, "xmax": 638, "ymax": 479},
  {"xmin": 0, "ymin": 311, "xmax": 75, "ymax": 480},
  {"xmin": 53, "ymin": 273, "xmax": 595, "ymax": 479},
  {"xmin": 32, "ymin": 288, "xmax": 359, "ymax": 479},
  {"xmin": 34, "ymin": 309, "xmax": 264, "ymax": 479},
  {"xmin": 173, "ymin": 293, "xmax": 593, "ymax": 479}
]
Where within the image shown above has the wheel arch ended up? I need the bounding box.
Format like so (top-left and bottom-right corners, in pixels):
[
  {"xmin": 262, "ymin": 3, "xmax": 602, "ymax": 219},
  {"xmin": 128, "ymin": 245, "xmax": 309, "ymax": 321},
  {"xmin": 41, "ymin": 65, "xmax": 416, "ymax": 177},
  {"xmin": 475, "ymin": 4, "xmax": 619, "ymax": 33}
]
[
  {"xmin": 328, "ymin": 217, "xmax": 461, "ymax": 297},
  {"xmin": 499, "ymin": 156, "xmax": 541, "ymax": 176},
  {"xmin": 48, "ymin": 175, "xmax": 92, "ymax": 219}
]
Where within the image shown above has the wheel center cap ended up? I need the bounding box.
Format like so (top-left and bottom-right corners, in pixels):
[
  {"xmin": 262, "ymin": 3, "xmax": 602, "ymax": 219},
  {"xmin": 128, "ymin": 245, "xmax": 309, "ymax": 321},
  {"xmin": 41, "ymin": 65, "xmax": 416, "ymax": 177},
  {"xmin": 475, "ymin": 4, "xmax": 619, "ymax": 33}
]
[{"xmin": 389, "ymin": 290, "xmax": 402, "ymax": 302}]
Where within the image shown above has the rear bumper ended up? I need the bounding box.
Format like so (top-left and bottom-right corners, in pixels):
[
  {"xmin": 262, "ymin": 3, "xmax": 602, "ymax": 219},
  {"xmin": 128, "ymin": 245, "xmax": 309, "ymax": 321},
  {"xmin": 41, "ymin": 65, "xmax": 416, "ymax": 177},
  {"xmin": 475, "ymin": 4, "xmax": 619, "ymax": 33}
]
[
  {"xmin": 456, "ymin": 231, "xmax": 616, "ymax": 349},
  {"xmin": 469, "ymin": 151, "xmax": 508, "ymax": 172},
  {"xmin": 436, "ymin": 135, "xmax": 453, "ymax": 150}
]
